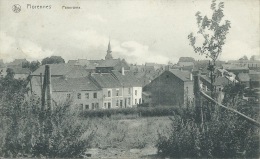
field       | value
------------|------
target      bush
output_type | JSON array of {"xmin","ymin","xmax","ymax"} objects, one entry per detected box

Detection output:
[
  {"xmin": 156, "ymin": 104, "xmax": 260, "ymax": 158},
  {"xmin": 0, "ymin": 96, "xmax": 92, "ymax": 158},
  {"xmin": 80, "ymin": 106, "xmax": 181, "ymax": 118}
]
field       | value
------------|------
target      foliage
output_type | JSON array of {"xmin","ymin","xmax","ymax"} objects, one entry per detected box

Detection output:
[
  {"xmin": 22, "ymin": 61, "xmax": 41, "ymax": 72},
  {"xmin": 239, "ymin": 55, "xmax": 248, "ymax": 61},
  {"xmin": 157, "ymin": 102, "xmax": 260, "ymax": 158},
  {"xmin": 41, "ymin": 56, "xmax": 65, "ymax": 65},
  {"xmin": 188, "ymin": 0, "xmax": 231, "ymax": 63},
  {"xmin": 0, "ymin": 68, "xmax": 28, "ymax": 100},
  {"xmin": 250, "ymin": 55, "xmax": 259, "ymax": 61},
  {"xmin": 222, "ymin": 83, "xmax": 245, "ymax": 105},
  {"xmin": 80, "ymin": 106, "xmax": 181, "ymax": 118},
  {"xmin": 0, "ymin": 72, "xmax": 91, "ymax": 158}
]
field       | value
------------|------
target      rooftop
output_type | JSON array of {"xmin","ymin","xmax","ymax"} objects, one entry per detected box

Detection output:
[
  {"xmin": 169, "ymin": 69, "xmax": 192, "ymax": 82},
  {"xmin": 237, "ymin": 73, "xmax": 250, "ymax": 82},
  {"xmin": 111, "ymin": 70, "xmax": 142, "ymax": 87},
  {"xmin": 90, "ymin": 73, "xmax": 122, "ymax": 88},
  {"xmin": 31, "ymin": 64, "xmax": 89, "ymax": 78}
]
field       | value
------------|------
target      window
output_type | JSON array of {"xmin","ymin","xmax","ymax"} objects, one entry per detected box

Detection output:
[
  {"xmin": 135, "ymin": 90, "xmax": 137, "ymax": 96},
  {"xmin": 128, "ymin": 98, "xmax": 131, "ymax": 105},
  {"xmin": 92, "ymin": 103, "xmax": 95, "ymax": 110},
  {"xmin": 116, "ymin": 90, "xmax": 119, "ymax": 96},
  {"xmin": 128, "ymin": 88, "xmax": 131, "ymax": 94},
  {"xmin": 85, "ymin": 93, "xmax": 89, "ymax": 99},
  {"xmin": 135, "ymin": 99, "xmax": 137, "ymax": 104},
  {"xmin": 108, "ymin": 90, "xmax": 111, "ymax": 97},
  {"xmin": 77, "ymin": 93, "xmax": 81, "ymax": 99},
  {"xmin": 80, "ymin": 104, "xmax": 83, "ymax": 111},
  {"xmin": 219, "ymin": 88, "xmax": 221, "ymax": 91},
  {"xmin": 120, "ymin": 100, "xmax": 123, "ymax": 108},
  {"xmin": 93, "ymin": 92, "xmax": 97, "ymax": 98},
  {"xmin": 67, "ymin": 93, "xmax": 71, "ymax": 99},
  {"xmin": 85, "ymin": 105, "xmax": 89, "ymax": 110},
  {"xmin": 108, "ymin": 102, "xmax": 111, "ymax": 109},
  {"xmin": 104, "ymin": 103, "xmax": 107, "ymax": 108},
  {"xmin": 116, "ymin": 100, "xmax": 119, "ymax": 106},
  {"xmin": 95, "ymin": 103, "xmax": 99, "ymax": 109}
]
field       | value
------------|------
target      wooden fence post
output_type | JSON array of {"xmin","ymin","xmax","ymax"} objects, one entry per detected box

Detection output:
[
  {"xmin": 193, "ymin": 71, "xmax": 203, "ymax": 124},
  {"xmin": 45, "ymin": 65, "xmax": 52, "ymax": 112}
]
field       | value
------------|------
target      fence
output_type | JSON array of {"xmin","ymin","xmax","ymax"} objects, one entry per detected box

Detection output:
[{"xmin": 193, "ymin": 71, "xmax": 260, "ymax": 127}]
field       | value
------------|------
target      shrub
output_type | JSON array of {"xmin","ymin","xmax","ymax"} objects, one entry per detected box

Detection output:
[
  {"xmin": 157, "ymin": 104, "xmax": 260, "ymax": 158},
  {"xmin": 0, "ymin": 96, "xmax": 93, "ymax": 158},
  {"xmin": 80, "ymin": 106, "xmax": 181, "ymax": 118}
]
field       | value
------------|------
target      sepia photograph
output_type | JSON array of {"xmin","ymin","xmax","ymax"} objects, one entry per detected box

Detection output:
[{"xmin": 0, "ymin": 0, "xmax": 259, "ymax": 158}]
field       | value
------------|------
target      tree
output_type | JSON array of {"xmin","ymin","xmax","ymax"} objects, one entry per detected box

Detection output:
[
  {"xmin": 41, "ymin": 56, "xmax": 65, "ymax": 65},
  {"xmin": 22, "ymin": 61, "xmax": 41, "ymax": 72},
  {"xmin": 250, "ymin": 55, "xmax": 255, "ymax": 61},
  {"xmin": 239, "ymin": 55, "xmax": 248, "ymax": 61},
  {"xmin": 188, "ymin": 0, "xmax": 231, "ymax": 97}
]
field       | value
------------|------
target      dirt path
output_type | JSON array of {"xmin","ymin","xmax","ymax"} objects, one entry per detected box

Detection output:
[{"xmin": 84, "ymin": 146, "xmax": 159, "ymax": 158}]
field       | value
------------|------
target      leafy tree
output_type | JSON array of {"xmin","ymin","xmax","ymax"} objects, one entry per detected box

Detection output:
[
  {"xmin": 22, "ymin": 61, "xmax": 41, "ymax": 72},
  {"xmin": 249, "ymin": 55, "xmax": 259, "ymax": 61},
  {"xmin": 239, "ymin": 55, "xmax": 248, "ymax": 61},
  {"xmin": 188, "ymin": 0, "xmax": 231, "ymax": 96},
  {"xmin": 41, "ymin": 56, "xmax": 65, "ymax": 65}
]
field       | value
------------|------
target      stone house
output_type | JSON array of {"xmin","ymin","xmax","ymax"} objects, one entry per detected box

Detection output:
[{"xmin": 143, "ymin": 69, "xmax": 194, "ymax": 107}]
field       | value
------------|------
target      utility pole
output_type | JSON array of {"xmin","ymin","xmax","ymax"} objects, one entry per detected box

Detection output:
[
  {"xmin": 193, "ymin": 71, "xmax": 203, "ymax": 124},
  {"xmin": 45, "ymin": 65, "xmax": 52, "ymax": 112}
]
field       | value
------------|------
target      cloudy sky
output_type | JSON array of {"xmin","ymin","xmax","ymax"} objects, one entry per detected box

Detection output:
[{"xmin": 0, "ymin": 0, "xmax": 259, "ymax": 64}]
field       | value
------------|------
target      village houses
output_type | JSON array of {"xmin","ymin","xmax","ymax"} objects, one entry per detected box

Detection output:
[{"xmin": 29, "ymin": 41, "xmax": 142, "ymax": 110}]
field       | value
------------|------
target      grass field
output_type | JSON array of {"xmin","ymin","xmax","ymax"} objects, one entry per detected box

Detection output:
[{"xmin": 81, "ymin": 116, "xmax": 173, "ymax": 158}]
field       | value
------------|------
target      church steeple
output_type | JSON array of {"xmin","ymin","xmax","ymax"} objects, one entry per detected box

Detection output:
[{"xmin": 105, "ymin": 40, "xmax": 113, "ymax": 60}]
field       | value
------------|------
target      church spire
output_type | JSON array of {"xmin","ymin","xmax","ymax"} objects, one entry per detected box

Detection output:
[{"xmin": 105, "ymin": 40, "xmax": 113, "ymax": 60}]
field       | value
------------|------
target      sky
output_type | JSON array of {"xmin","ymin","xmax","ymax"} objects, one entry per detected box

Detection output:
[{"xmin": 0, "ymin": 0, "xmax": 259, "ymax": 64}]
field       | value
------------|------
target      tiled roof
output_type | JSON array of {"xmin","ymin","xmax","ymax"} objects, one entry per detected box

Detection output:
[
  {"xmin": 214, "ymin": 76, "xmax": 230, "ymax": 86},
  {"xmin": 31, "ymin": 76, "xmax": 100, "ymax": 92},
  {"xmin": 66, "ymin": 68, "xmax": 89, "ymax": 78},
  {"xmin": 52, "ymin": 77, "xmax": 100, "ymax": 92},
  {"xmin": 228, "ymin": 60, "xmax": 260, "ymax": 64},
  {"xmin": 249, "ymin": 73, "xmax": 260, "ymax": 82},
  {"xmin": 90, "ymin": 73, "xmax": 121, "ymax": 88},
  {"xmin": 97, "ymin": 59, "xmax": 121, "ymax": 67},
  {"xmin": 200, "ymin": 75, "xmax": 211, "ymax": 84},
  {"xmin": 31, "ymin": 64, "xmax": 88, "ymax": 77},
  {"xmin": 145, "ymin": 63, "xmax": 156, "ymax": 66},
  {"xmin": 169, "ymin": 69, "xmax": 192, "ymax": 82},
  {"xmin": 237, "ymin": 73, "xmax": 250, "ymax": 82},
  {"xmin": 9, "ymin": 67, "xmax": 31, "ymax": 74},
  {"xmin": 178, "ymin": 62, "xmax": 194, "ymax": 67},
  {"xmin": 67, "ymin": 60, "xmax": 77, "ymax": 65},
  {"xmin": 111, "ymin": 70, "xmax": 142, "ymax": 87},
  {"xmin": 222, "ymin": 64, "xmax": 249, "ymax": 70}
]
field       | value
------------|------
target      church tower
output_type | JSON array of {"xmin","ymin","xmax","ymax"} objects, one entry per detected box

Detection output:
[{"xmin": 105, "ymin": 41, "xmax": 113, "ymax": 60}]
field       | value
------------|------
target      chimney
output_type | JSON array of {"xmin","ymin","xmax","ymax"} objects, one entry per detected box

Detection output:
[
  {"xmin": 190, "ymin": 73, "xmax": 193, "ymax": 81},
  {"xmin": 165, "ymin": 65, "xmax": 170, "ymax": 71},
  {"xmin": 122, "ymin": 67, "xmax": 125, "ymax": 75}
]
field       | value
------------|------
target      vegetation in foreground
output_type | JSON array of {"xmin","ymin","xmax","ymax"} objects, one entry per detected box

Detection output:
[{"xmin": 156, "ymin": 83, "xmax": 260, "ymax": 158}]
